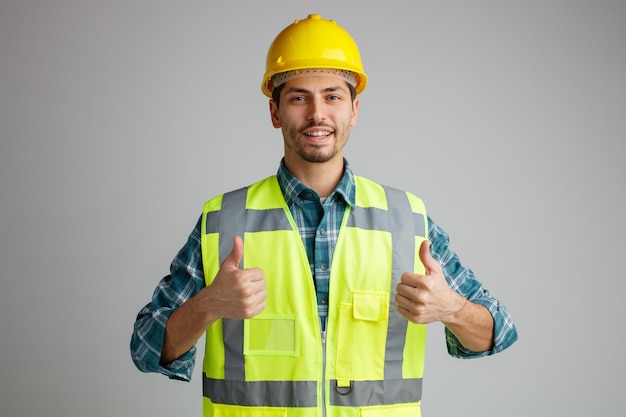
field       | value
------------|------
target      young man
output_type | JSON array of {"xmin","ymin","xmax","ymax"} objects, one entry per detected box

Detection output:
[{"xmin": 131, "ymin": 14, "xmax": 517, "ymax": 417}]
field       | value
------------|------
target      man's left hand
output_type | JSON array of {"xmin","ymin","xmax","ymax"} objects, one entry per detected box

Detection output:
[{"xmin": 395, "ymin": 240, "xmax": 467, "ymax": 324}]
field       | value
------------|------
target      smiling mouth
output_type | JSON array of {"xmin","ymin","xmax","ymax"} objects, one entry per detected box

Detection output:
[{"xmin": 304, "ymin": 130, "xmax": 332, "ymax": 138}]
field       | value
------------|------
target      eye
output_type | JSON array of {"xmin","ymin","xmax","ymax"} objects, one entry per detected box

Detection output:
[{"xmin": 327, "ymin": 94, "xmax": 344, "ymax": 101}]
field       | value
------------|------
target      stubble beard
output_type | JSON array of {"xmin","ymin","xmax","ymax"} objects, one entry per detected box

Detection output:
[
  {"xmin": 284, "ymin": 124, "xmax": 348, "ymax": 163},
  {"xmin": 294, "ymin": 142, "xmax": 338, "ymax": 163}
]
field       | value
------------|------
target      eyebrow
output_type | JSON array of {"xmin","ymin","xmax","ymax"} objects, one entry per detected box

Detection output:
[{"xmin": 284, "ymin": 85, "xmax": 348, "ymax": 95}]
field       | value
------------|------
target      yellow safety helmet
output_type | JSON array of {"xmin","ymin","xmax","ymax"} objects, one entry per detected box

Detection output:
[{"xmin": 262, "ymin": 14, "xmax": 368, "ymax": 97}]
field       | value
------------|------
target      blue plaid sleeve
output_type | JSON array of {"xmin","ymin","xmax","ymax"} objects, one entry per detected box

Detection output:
[
  {"xmin": 428, "ymin": 216, "xmax": 518, "ymax": 358},
  {"xmin": 130, "ymin": 217, "xmax": 205, "ymax": 381}
]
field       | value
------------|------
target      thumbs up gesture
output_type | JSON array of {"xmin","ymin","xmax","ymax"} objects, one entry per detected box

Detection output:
[
  {"xmin": 190, "ymin": 236, "xmax": 267, "ymax": 320},
  {"xmin": 395, "ymin": 240, "xmax": 467, "ymax": 324}
]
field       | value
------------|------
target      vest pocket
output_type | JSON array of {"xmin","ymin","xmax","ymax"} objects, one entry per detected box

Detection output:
[
  {"xmin": 336, "ymin": 291, "xmax": 389, "ymax": 381},
  {"xmin": 352, "ymin": 291, "xmax": 388, "ymax": 321},
  {"xmin": 244, "ymin": 315, "xmax": 300, "ymax": 356}
]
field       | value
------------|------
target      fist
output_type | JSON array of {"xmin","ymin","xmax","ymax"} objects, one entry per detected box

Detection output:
[
  {"xmin": 191, "ymin": 236, "xmax": 267, "ymax": 320},
  {"xmin": 395, "ymin": 240, "xmax": 465, "ymax": 324}
]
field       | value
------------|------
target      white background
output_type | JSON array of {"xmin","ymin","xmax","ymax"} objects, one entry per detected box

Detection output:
[{"xmin": 1, "ymin": 1, "xmax": 624, "ymax": 416}]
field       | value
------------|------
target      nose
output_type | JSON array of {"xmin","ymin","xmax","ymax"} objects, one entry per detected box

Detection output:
[{"xmin": 307, "ymin": 97, "xmax": 326, "ymax": 123}]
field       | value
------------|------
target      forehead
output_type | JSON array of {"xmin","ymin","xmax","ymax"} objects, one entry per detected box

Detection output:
[{"xmin": 282, "ymin": 75, "xmax": 351, "ymax": 94}]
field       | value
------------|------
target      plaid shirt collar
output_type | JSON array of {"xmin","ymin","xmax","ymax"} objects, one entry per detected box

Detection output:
[{"xmin": 276, "ymin": 158, "xmax": 356, "ymax": 208}]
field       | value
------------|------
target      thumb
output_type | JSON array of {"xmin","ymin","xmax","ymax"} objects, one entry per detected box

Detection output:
[
  {"xmin": 221, "ymin": 236, "xmax": 244, "ymax": 270},
  {"xmin": 418, "ymin": 240, "xmax": 440, "ymax": 275}
]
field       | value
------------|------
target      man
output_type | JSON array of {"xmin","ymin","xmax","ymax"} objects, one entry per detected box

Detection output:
[{"xmin": 131, "ymin": 13, "xmax": 517, "ymax": 416}]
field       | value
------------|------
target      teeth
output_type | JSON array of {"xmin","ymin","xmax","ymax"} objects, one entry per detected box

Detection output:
[{"xmin": 306, "ymin": 131, "xmax": 331, "ymax": 137}]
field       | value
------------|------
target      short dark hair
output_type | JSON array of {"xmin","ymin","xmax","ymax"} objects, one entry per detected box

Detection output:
[{"xmin": 271, "ymin": 82, "xmax": 357, "ymax": 108}]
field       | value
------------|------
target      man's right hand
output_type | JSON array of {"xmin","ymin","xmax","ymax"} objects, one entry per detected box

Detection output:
[
  {"xmin": 188, "ymin": 235, "xmax": 267, "ymax": 321},
  {"xmin": 160, "ymin": 236, "xmax": 266, "ymax": 365}
]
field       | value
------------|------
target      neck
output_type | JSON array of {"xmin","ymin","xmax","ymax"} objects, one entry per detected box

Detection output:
[{"xmin": 283, "ymin": 155, "xmax": 344, "ymax": 198}]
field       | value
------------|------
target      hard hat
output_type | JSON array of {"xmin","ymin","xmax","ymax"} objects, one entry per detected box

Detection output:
[{"xmin": 262, "ymin": 14, "xmax": 368, "ymax": 97}]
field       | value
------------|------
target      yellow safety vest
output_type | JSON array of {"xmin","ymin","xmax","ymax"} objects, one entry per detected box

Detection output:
[{"xmin": 200, "ymin": 175, "xmax": 428, "ymax": 417}]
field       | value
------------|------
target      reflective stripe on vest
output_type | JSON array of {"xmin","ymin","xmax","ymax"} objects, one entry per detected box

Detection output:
[
  {"xmin": 347, "ymin": 187, "xmax": 425, "ymax": 384},
  {"xmin": 200, "ymin": 175, "xmax": 428, "ymax": 413},
  {"xmin": 203, "ymin": 187, "xmax": 294, "ymax": 382}
]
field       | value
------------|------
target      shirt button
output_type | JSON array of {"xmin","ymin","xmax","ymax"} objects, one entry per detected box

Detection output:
[
  {"xmin": 319, "ymin": 228, "xmax": 326, "ymax": 235},
  {"xmin": 320, "ymin": 263, "xmax": 328, "ymax": 270},
  {"xmin": 321, "ymin": 297, "xmax": 328, "ymax": 304},
  {"xmin": 306, "ymin": 192, "xmax": 314, "ymax": 199}
]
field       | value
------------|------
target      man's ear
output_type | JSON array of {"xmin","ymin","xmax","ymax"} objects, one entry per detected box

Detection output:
[
  {"xmin": 269, "ymin": 99, "xmax": 281, "ymax": 128},
  {"xmin": 350, "ymin": 97, "xmax": 359, "ymax": 127}
]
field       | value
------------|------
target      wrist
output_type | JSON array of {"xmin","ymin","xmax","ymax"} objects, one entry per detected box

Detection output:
[
  {"xmin": 441, "ymin": 292, "xmax": 469, "ymax": 326},
  {"xmin": 186, "ymin": 294, "xmax": 219, "ymax": 328}
]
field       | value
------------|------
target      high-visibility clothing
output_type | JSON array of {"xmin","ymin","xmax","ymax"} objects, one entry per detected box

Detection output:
[{"xmin": 200, "ymin": 175, "xmax": 428, "ymax": 417}]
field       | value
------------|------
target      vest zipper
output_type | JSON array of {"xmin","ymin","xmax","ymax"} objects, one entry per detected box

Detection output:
[{"xmin": 322, "ymin": 319, "xmax": 327, "ymax": 417}]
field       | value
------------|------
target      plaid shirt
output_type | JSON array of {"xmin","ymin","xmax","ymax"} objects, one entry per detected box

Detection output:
[
  {"xmin": 276, "ymin": 159, "xmax": 354, "ymax": 332},
  {"xmin": 131, "ymin": 159, "xmax": 518, "ymax": 381}
]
